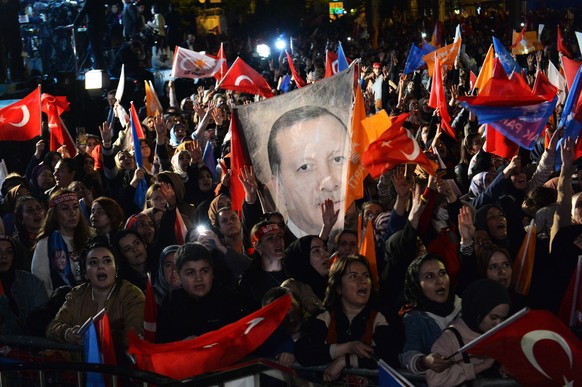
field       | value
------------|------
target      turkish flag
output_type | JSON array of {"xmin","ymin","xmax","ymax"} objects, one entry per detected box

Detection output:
[
  {"xmin": 468, "ymin": 309, "xmax": 582, "ymax": 387},
  {"xmin": 96, "ymin": 312, "xmax": 117, "ymax": 366},
  {"xmin": 143, "ymin": 275, "xmax": 157, "ymax": 342},
  {"xmin": 213, "ymin": 42, "xmax": 229, "ymax": 83},
  {"xmin": 41, "ymin": 93, "xmax": 77, "ymax": 157},
  {"xmin": 285, "ymin": 50, "xmax": 306, "ymax": 88},
  {"xmin": 229, "ymin": 111, "xmax": 252, "ymax": 215},
  {"xmin": 218, "ymin": 57, "xmax": 274, "ymax": 98},
  {"xmin": 361, "ymin": 111, "xmax": 438, "ymax": 178},
  {"xmin": 428, "ymin": 55, "xmax": 456, "ymax": 140},
  {"xmin": 128, "ymin": 294, "xmax": 291, "ymax": 379},
  {"xmin": 484, "ymin": 124, "xmax": 519, "ymax": 159},
  {"xmin": 0, "ymin": 86, "xmax": 41, "ymax": 141},
  {"xmin": 324, "ymin": 50, "xmax": 353, "ymax": 78},
  {"xmin": 171, "ymin": 46, "xmax": 225, "ymax": 79}
]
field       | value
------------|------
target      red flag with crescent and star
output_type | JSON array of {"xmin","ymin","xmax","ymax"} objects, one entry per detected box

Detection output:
[
  {"xmin": 0, "ymin": 86, "xmax": 41, "ymax": 141},
  {"xmin": 468, "ymin": 309, "xmax": 582, "ymax": 386},
  {"xmin": 324, "ymin": 50, "xmax": 353, "ymax": 78},
  {"xmin": 218, "ymin": 57, "xmax": 274, "ymax": 98},
  {"xmin": 361, "ymin": 111, "xmax": 438, "ymax": 178},
  {"xmin": 213, "ymin": 42, "xmax": 228, "ymax": 83},
  {"xmin": 128, "ymin": 294, "xmax": 291, "ymax": 379},
  {"xmin": 41, "ymin": 93, "xmax": 77, "ymax": 157},
  {"xmin": 171, "ymin": 46, "xmax": 225, "ymax": 79}
]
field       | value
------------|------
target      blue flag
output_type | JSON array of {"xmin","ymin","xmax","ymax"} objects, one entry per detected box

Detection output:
[
  {"xmin": 337, "ymin": 42, "xmax": 349, "ymax": 72},
  {"xmin": 378, "ymin": 360, "xmax": 414, "ymax": 387},
  {"xmin": 461, "ymin": 98, "xmax": 558, "ymax": 150},
  {"xmin": 493, "ymin": 37, "xmax": 522, "ymax": 76},
  {"xmin": 202, "ymin": 140, "xmax": 218, "ymax": 183},
  {"xmin": 83, "ymin": 322, "xmax": 105, "ymax": 387},
  {"xmin": 404, "ymin": 44, "xmax": 424, "ymax": 74},
  {"xmin": 555, "ymin": 67, "xmax": 582, "ymax": 170},
  {"xmin": 130, "ymin": 102, "xmax": 147, "ymax": 209}
]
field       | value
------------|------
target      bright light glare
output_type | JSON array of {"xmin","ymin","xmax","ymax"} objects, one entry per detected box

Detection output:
[
  {"xmin": 421, "ymin": 32, "xmax": 427, "ymax": 38},
  {"xmin": 257, "ymin": 44, "xmax": 271, "ymax": 58},
  {"xmin": 520, "ymin": 22, "xmax": 525, "ymax": 27},
  {"xmin": 275, "ymin": 38, "xmax": 286, "ymax": 50}
]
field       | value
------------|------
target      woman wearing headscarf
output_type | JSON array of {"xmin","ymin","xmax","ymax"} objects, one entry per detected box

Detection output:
[
  {"xmin": 282, "ymin": 235, "xmax": 329, "ymax": 317},
  {"xmin": 399, "ymin": 253, "xmax": 461, "ymax": 375},
  {"xmin": 427, "ymin": 279, "xmax": 511, "ymax": 387},
  {"xmin": 154, "ymin": 245, "xmax": 180, "ymax": 304}
]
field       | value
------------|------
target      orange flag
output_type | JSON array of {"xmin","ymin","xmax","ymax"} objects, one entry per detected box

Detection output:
[
  {"xmin": 511, "ymin": 30, "xmax": 542, "ymax": 55},
  {"xmin": 359, "ymin": 217, "xmax": 378, "ymax": 288},
  {"xmin": 429, "ymin": 22, "xmax": 442, "ymax": 47},
  {"xmin": 143, "ymin": 274, "xmax": 157, "ymax": 342},
  {"xmin": 474, "ymin": 45, "xmax": 494, "ymax": 94},
  {"xmin": 344, "ymin": 83, "xmax": 369, "ymax": 214},
  {"xmin": 422, "ymin": 39, "xmax": 462, "ymax": 76},
  {"xmin": 428, "ymin": 56, "xmax": 456, "ymax": 140},
  {"xmin": 144, "ymin": 80, "xmax": 163, "ymax": 117},
  {"xmin": 512, "ymin": 220, "xmax": 536, "ymax": 295}
]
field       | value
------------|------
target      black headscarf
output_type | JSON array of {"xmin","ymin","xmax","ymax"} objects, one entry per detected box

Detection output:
[
  {"xmin": 284, "ymin": 235, "xmax": 328, "ymax": 300},
  {"xmin": 403, "ymin": 253, "xmax": 457, "ymax": 317},
  {"xmin": 462, "ymin": 278, "xmax": 511, "ymax": 333}
]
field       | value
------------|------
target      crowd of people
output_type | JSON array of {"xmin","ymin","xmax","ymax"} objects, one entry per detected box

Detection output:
[{"xmin": 0, "ymin": 1, "xmax": 582, "ymax": 385}]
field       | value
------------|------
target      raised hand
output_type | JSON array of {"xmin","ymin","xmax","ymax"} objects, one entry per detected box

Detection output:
[
  {"xmin": 238, "ymin": 165, "xmax": 258, "ymax": 203},
  {"xmin": 457, "ymin": 206, "xmax": 475, "ymax": 244},
  {"xmin": 321, "ymin": 198, "xmax": 339, "ymax": 230},
  {"xmin": 99, "ymin": 121, "xmax": 113, "ymax": 146},
  {"xmin": 391, "ymin": 164, "xmax": 413, "ymax": 198}
]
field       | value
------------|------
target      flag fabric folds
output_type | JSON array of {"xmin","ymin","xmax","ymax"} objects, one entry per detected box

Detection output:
[
  {"xmin": 144, "ymin": 274, "xmax": 157, "ymax": 342},
  {"xmin": 324, "ymin": 50, "xmax": 353, "ymax": 78},
  {"xmin": 41, "ymin": 93, "xmax": 77, "ymax": 156},
  {"xmin": 532, "ymin": 71, "xmax": 559, "ymax": 101},
  {"xmin": 511, "ymin": 30, "xmax": 542, "ymax": 55},
  {"xmin": 202, "ymin": 140, "xmax": 218, "ymax": 182},
  {"xmin": 84, "ymin": 322, "xmax": 105, "ymax": 387},
  {"xmin": 361, "ymin": 111, "xmax": 438, "ymax": 177},
  {"xmin": 548, "ymin": 60, "xmax": 568, "ymax": 105},
  {"xmin": 0, "ymin": 86, "xmax": 41, "ymax": 141},
  {"xmin": 213, "ymin": 42, "xmax": 228, "ymax": 83},
  {"xmin": 512, "ymin": 220, "xmax": 536, "ymax": 295},
  {"xmin": 171, "ymin": 46, "xmax": 225, "ymax": 79},
  {"xmin": 577, "ymin": 31, "xmax": 582, "ymax": 57},
  {"xmin": 428, "ymin": 56, "xmax": 456, "ymax": 140},
  {"xmin": 229, "ymin": 112, "xmax": 252, "ymax": 215},
  {"xmin": 558, "ymin": 256, "xmax": 582, "ymax": 327},
  {"xmin": 128, "ymin": 294, "xmax": 291, "ymax": 379},
  {"xmin": 558, "ymin": 26, "xmax": 572, "ymax": 58},
  {"xmin": 144, "ymin": 80, "xmax": 163, "ymax": 117},
  {"xmin": 468, "ymin": 309, "xmax": 582, "ymax": 386},
  {"xmin": 344, "ymin": 83, "xmax": 368, "ymax": 214},
  {"xmin": 359, "ymin": 217, "xmax": 378, "ymax": 288},
  {"xmin": 219, "ymin": 57, "xmax": 274, "ymax": 98},
  {"xmin": 129, "ymin": 102, "xmax": 147, "ymax": 208},
  {"xmin": 473, "ymin": 45, "xmax": 494, "ymax": 93},
  {"xmin": 562, "ymin": 56, "xmax": 582, "ymax": 91},
  {"xmin": 285, "ymin": 50, "xmax": 306, "ymax": 88},
  {"xmin": 336, "ymin": 42, "xmax": 349, "ymax": 73},
  {"xmin": 422, "ymin": 39, "xmax": 462, "ymax": 76},
  {"xmin": 97, "ymin": 312, "xmax": 117, "ymax": 366},
  {"xmin": 403, "ymin": 43, "xmax": 436, "ymax": 75},
  {"xmin": 492, "ymin": 37, "xmax": 522, "ymax": 75},
  {"xmin": 484, "ymin": 124, "xmax": 519, "ymax": 159}
]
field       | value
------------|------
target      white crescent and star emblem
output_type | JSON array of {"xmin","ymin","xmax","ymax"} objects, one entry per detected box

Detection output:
[
  {"xmin": 244, "ymin": 317, "xmax": 264, "ymax": 335},
  {"xmin": 521, "ymin": 330, "xmax": 573, "ymax": 379},
  {"xmin": 400, "ymin": 129, "xmax": 420, "ymax": 160},
  {"xmin": 235, "ymin": 75, "xmax": 254, "ymax": 86},
  {"xmin": 332, "ymin": 60, "xmax": 339, "ymax": 74},
  {"xmin": 7, "ymin": 105, "xmax": 30, "ymax": 127}
]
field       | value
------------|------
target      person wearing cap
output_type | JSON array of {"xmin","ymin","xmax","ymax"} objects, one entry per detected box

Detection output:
[
  {"xmin": 31, "ymin": 190, "xmax": 93, "ymax": 296},
  {"xmin": 0, "ymin": 235, "xmax": 48, "ymax": 334},
  {"xmin": 238, "ymin": 221, "xmax": 288, "ymax": 311},
  {"xmin": 426, "ymin": 279, "xmax": 511, "ymax": 386}
]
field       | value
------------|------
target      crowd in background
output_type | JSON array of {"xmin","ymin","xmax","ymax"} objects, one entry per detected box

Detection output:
[{"xmin": 0, "ymin": 1, "xmax": 582, "ymax": 385}]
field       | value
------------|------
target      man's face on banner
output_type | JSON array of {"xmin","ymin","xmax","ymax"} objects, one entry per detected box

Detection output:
[{"xmin": 271, "ymin": 113, "xmax": 348, "ymax": 235}]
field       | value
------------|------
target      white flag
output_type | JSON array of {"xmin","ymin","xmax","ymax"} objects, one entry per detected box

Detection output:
[
  {"xmin": 115, "ymin": 64, "xmax": 125, "ymax": 102},
  {"xmin": 547, "ymin": 61, "xmax": 567, "ymax": 105},
  {"xmin": 170, "ymin": 46, "xmax": 225, "ymax": 79}
]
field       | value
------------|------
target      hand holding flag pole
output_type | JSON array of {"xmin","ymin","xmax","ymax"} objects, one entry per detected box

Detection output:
[{"xmin": 444, "ymin": 307, "xmax": 530, "ymax": 360}]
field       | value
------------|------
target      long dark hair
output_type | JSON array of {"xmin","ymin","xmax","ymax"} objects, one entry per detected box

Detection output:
[{"xmin": 323, "ymin": 255, "xmax": 375, "ymax": 310}]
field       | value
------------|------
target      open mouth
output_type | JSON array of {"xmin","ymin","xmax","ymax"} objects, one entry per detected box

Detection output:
[
  {"xmin": 435, "ymin": 287, "xmax": 447, "ymax": 296},
  {"xmin": 96, "ymin": 273, "xmax": 107, "ymax": 281},
  {"xmin": 357, "ymin": 287, "xmax": 369, "ymax": 296}
]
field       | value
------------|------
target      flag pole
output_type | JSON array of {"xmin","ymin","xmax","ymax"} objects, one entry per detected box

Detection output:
[
  {"xmin": 569, "ymin": 256, "xmax": 582, "ymax": 327},
  {"xmin": 445, "ymin": 307, "xmax": 530, "ymax": 359}
]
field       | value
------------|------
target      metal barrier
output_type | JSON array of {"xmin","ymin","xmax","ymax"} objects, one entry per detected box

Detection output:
[{"xmin": 0, "ymin": 335, "xmax": 522, "ymax": 387}]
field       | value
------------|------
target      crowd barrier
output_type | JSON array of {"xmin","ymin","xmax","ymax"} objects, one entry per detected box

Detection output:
[{"xmin": 0, "ymin": 335, "xmax": 522, "ymax": 386}]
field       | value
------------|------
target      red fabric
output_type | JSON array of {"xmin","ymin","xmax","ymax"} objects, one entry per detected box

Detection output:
[
  {"xmin": 96, "ymin": 312, "xmax": 117, "ymax": 365},
  {"xmin": 469, "ymin": 70, "xmax": 477, "ymax": 90},
  {"xmin": 428, "ymin": 55, "xmax": 456, "ymax": 139},
  {"xmin": 174, "ymin": 208, "xmax": 187, "ymax": 245},
  {"xmin": 129, "ymin": 102, "xmax": 145, "ymax": 139},
  {"xmin": 558, "ymin": 260, "xmax": 582, "ymax": 327},
  {"xmin": 361, "ymin": 112, "xmax": 438, "ymax": 178},
  {"xmin": 143, "ymin": 275, "xmax": 157, "ymax": 342},
  {"xmin": 41, "ymin": 93, "xmax": 77, "ymax": 157},
  {"xmin": 128, "ymin": 294, "xmax": 291, "ymax": 379},
  {"xmin": 558, "ymin": 26, "xmax": 572, "ymax": 59},
  {"xmin": 229, "ymin": 111, "xmax": 251, "ymax": 215},
  {"xmin": 0, "ymin": 87, "xmax": 41, "ymax": 141},
  {"xmin": 324, "ymin": 51, "xmax": 353, "ymax": 78},
  {"xmin": 468, "ymin": 310, "xmax": 582, "ymax": 386},
  {"xmin": 562, "ymin": 56, "xmax": 582, "ymax": 91},
  {"xmin": 532, "ymin": 71, "xmax": 558, "ymax": 101},
  {"xmin": 213, "ymin": 43, "xmax": 228, "ymax": 83},
  {"xmin": 219, "ymin": 57, "xmax": 274, "ymax": 98},
  {"xmin": 285, "ymin": 50, "xmax": 306, "ymax": 88},
  {"xmin": 512, "ymin": 223, "xmax": 537, "ymax": 295},
  {"xmin": 484, "ymin": 124, "xmax": 519, "ymax": 159}
]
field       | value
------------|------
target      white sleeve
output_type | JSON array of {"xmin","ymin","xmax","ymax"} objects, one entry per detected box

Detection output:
[{"xmin": 31, "ymin": 237, "xmax": 53, "ymax": 295}]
